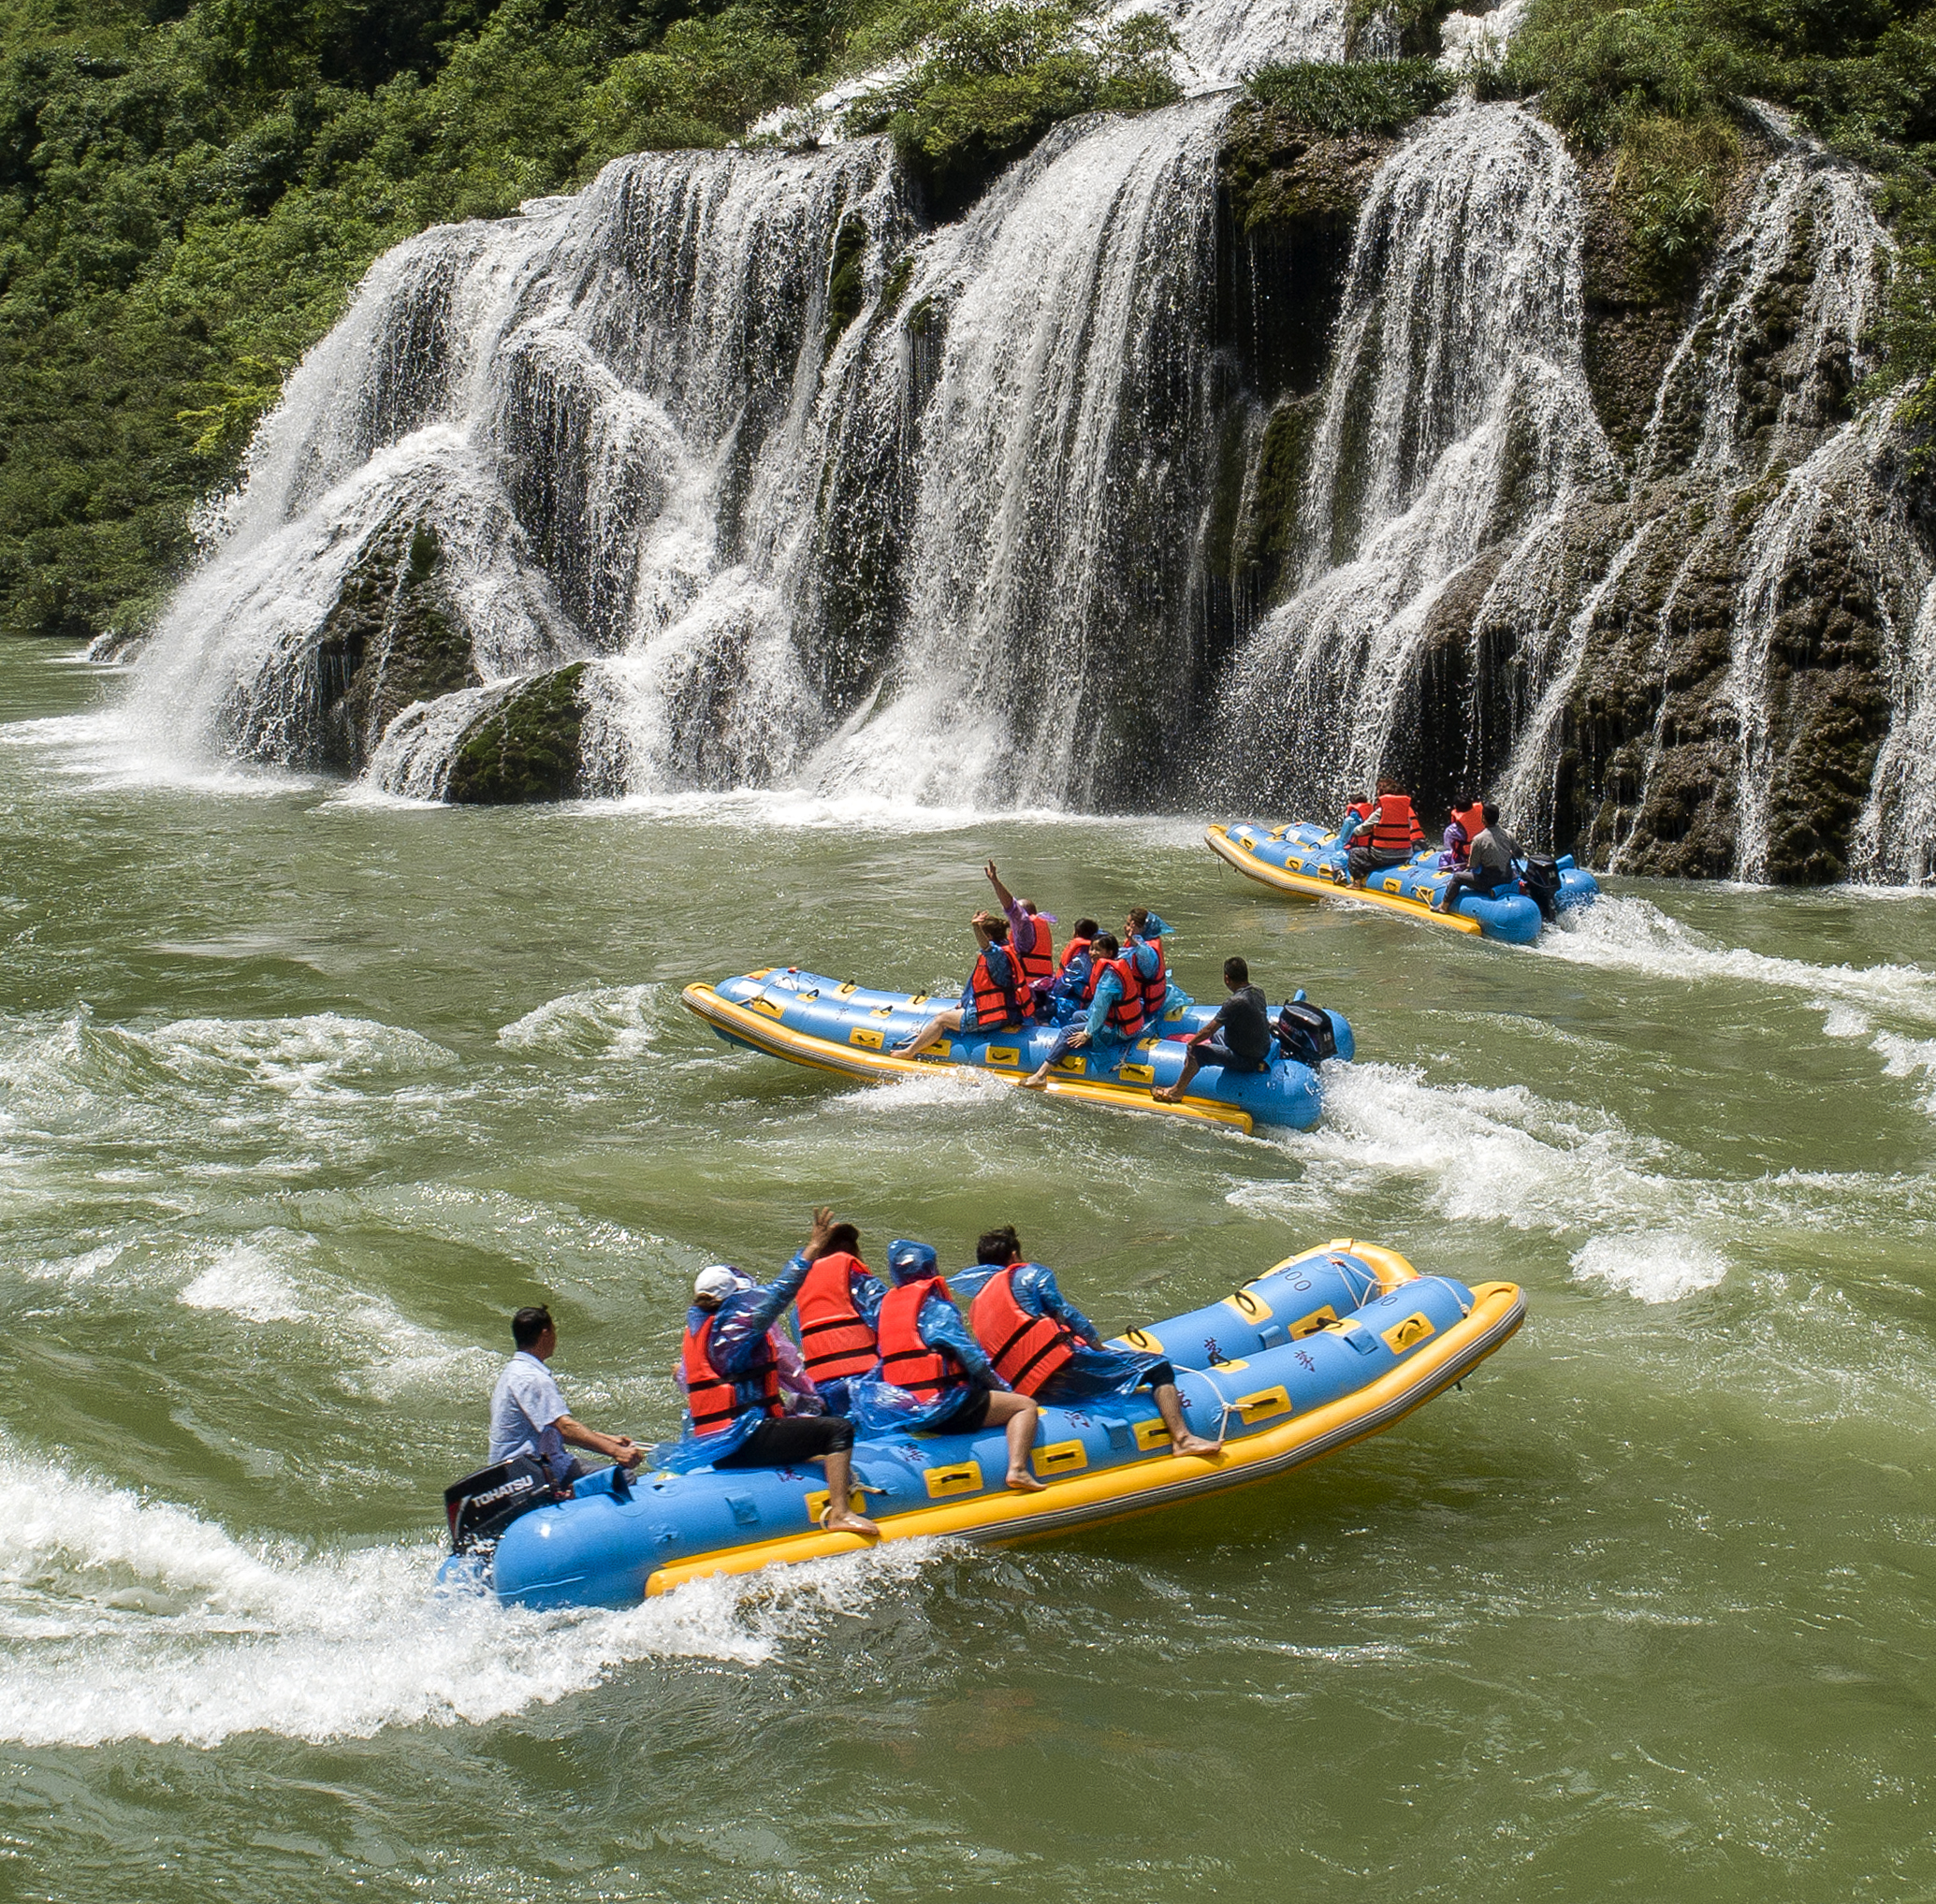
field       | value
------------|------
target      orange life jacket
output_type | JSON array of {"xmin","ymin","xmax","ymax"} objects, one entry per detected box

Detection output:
[
  {"xmin": 1058, "ymin": 935, "xmax": 1094, "ymax": 973},
  {"xmin": 1084, "ymin": 954, "xmax": 1148, "ymax": 1038},
  {"xmin": 1129, "ymin": 934, "xmax": 1167, "ymax": 1023},
  {"xmin": 1013, "ymin": 915, "xmax": 1054, "ymax": 987},
  {"xmin": 1452, "ymin": 802, "xmax": 1486, "ymax": 842},
  {"xmin": 969, "ymin": 942, "xmax": 1028, "ymax": 1028},
  {"xmin": 1371, "ymin": 792, "xmax": 1421, "ymax": 853},
  {"xmin": 875, "ymin": 1278, "xmax": 958, "ymax": 1400},
  {"xmin": 681, "ymin": 1313, "xmax": 783, "ymax": 1436},
  {"xmin": 969, "ymin": 1265, "xmax": 1079, "ymax": 1396},
  {"xmin": 794, "ymin": 1253, "xmax": 880, "ymax": 1383}
]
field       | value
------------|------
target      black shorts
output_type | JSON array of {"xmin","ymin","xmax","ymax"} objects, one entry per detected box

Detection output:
[
  {"xmin": 713, "ymin": 1415, "xmax": 855, "ymax": 1467},
  {"xmin": 1192, "ymin": 1037, "xmax": 1270, "ymax": 1074},
  {"xmin": 929, "ymin": 1387, "xmax": 994, "ymax": 1434}
]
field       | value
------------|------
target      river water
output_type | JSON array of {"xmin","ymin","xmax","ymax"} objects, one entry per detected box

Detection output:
[{"xmin": 3, "ymin": 636, "xmax": 1934, "ymax": 1898}]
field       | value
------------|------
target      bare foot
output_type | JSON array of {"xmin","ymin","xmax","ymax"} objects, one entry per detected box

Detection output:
[
  {"xmin": 1020, "ymin": 1069, "xmax": 1049, "ymax": 1089},
  {"xmin": 1150, "ymin": 1083, "xmax": 1183, "ymax": 1104},
  {"xmin": 822, "ymin": 1506, "xmax": 881, "ymax": 1538},
  {"xmin": 1170, "ymin": 1433, "xmax": 1224, "ymax": 1458},
  {"xmin": 1006, "ymin": 1468, "xmax": 1048, "ymax": 1492}
]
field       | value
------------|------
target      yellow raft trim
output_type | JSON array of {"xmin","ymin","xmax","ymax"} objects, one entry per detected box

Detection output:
[
  {"xmin": 1204, "ymin": 824, "xmax": 1485, "ymax": 936},
  {"xmin": 642, "ymin": 1277, "xmax": 1527, "ymax": 1595},
  {"xmin": 679, "ymin": 983, "xmax": 1255, "ymax": 1133}
]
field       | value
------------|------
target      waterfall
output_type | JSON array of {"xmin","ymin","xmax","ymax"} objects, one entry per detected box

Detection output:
[
  {"xmin": 112, "ymin": 31, "xmax": 1936, "ymax": 882},
  {"xmin": 1208, "ymin": 101, "xmax": 1612, "ymax": 811}
]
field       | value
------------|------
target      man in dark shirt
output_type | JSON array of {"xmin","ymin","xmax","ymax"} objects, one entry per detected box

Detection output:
[
  {"xmin": 1152, "ymin": 956, "xmax": 1274, "ymax": 1103},
  {"xmin": 1434, "ymin": 803, "xmax": 1522, "ymax": 914}
]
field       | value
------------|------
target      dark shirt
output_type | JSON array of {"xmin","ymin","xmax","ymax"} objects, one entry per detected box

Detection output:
[
  {"xmin": 1470, "ymin": 826, "xmax": 1521, "ymax": 884},
  {"xmin": 1209, "ymin": 983, "xmax": 1274, "ymax": 1064}
]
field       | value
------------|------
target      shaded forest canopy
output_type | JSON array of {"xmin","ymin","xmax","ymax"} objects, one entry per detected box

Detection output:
[{"xmin": 3, "ymin": 0, "xmax": 1936, "ymax": 643}]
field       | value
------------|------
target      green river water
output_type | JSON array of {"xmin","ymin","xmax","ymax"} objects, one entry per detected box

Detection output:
[{"xmin": 3, "ymin": 636, "xmax": 1935, "ymax": 1900}]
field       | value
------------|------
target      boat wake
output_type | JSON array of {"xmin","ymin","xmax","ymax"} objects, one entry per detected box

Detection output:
[
  {"xmin": 0, "ymin": 1449, "xmax": 940, "ymax": 1749},
  {"xmin": 1232, "ymin": 1059, "xmax": 1936, "ymax": 1301}
]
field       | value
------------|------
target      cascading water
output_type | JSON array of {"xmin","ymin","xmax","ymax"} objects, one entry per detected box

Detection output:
[
  {"xmin": 113, "ymin": 18, "xmax": 1936, "ymax": 881},
  {"xmin": 1208, "ymin": 101, "xmax": 1612, "ymax": 809}
]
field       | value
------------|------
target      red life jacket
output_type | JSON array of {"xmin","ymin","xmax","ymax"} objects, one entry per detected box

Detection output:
[
  {"xmin": 1452, "ymin": 802, "xmax": 1485, "ymax": 842},
  {"xmin": 1348, "ymin": 801, "xmax": 1373, "ymax": 825},
  {"xmin": 1058, "ymin": 935, "xmax": 1094, "ymax": 973},
  {"xmin": 1013, "ymin": 915, "xmax": 1054, "ymax": 987},
  {"xmin": 1084, "ymin": 954, "xmax": 1148, "ymax": 1037},
  {"xmin": 969, "ymin": 942, "xmax": 1029, "ymax": 1028},
  {"xmin": 1129, "ymin": 934, "xmax": 1167, "ymax": 1023},
  {"xmin": 969, "ymin": 1265, "xmax": 1079, "ymax": 1396},
  {"xmin": 794, "ymin": 1253, "xmax": 880, "ymax": 1383},
  {"xmin": 876, "ymin": 1278, "xmax": 957, "ymax": 1400},
  {"xmin": 1371, "ymin": 792, "xmax": 1421, "ymax": 853},
  {"xmin": 681, "ymin": 1313, "xmax": 783, "ymax": 1436}
]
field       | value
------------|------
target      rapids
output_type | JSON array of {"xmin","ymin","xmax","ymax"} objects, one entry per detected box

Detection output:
[{"xmin": 5, "ymin": 641, "xmax": 1936, "ymax": 1897}]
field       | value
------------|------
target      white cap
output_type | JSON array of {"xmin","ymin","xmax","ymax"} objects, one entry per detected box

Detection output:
[{"xmin": 693, "ymin": 1265, "xmax": 746, "ymax": 1303}]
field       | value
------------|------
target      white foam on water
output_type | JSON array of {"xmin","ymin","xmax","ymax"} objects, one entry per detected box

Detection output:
[
  {"xmin": 1537, "ymin": 895, "xmax": 1936, "ymax": 1025},
  {"xmin": 827, "ymin": 1068, "xmax": 1012, "ymax": 1113},
  {"xmin": 0, "ymin": 1451, "xmax": 945, "ymax": 1749},
  {"xmin": 178, "ymin": 1243, "xmax": 310, "ymax": 1323},
  {"xmin": 1237, "ymin": 1058, "xmax": 1936, "ymax": 1302},
  {"xmin": 498, "ymin": 984, "xmax": 658, "ymax": 1059},
  {"xmin": 1569, "ymin": 1231, "xmax": 1729, "ymax": 1303},
  {"xmin": 1815, "ymin": 1002, "xmax": 1872, "ymax": 1038},
  {"xmin": 166, "ymin": 1228, "xmax": 495, "ymax": 1400},
  {"xmin": 0, "ymin": 709, "xmax": 328, "ymax": 798},
  {"xmin": 1872, "ymin": 1033, "xmax": 1936, "ymax": 1118}
]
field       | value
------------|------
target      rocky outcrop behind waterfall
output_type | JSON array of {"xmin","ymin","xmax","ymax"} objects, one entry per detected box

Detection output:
[{"xmin": 119, "ymin": 34, "xmax": 1936, "ymax": 885}]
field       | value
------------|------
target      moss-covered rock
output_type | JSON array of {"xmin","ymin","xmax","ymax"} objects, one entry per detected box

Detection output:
[
  {"xmin": 1220, "ymin": 104, "xmax": 1394, "ymax": 240},
  {"xmin": 444, "ymin": 662, "xmax": 591, "ymax": 804},
  {"xmin": 824, "ymin": 215, "xmax": 868, "ymax": 356},
  {"xmin": 314, "ymin": 516, "xmax": 481, "ymax": 774}
]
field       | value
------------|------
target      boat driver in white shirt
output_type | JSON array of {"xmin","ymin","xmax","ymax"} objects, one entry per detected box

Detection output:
[{"xmin": 488, "ymin": 1304, "xmax": 643, "ymax": 1483}]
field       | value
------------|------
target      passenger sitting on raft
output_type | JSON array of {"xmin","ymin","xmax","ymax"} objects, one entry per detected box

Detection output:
[
  {"xmin": 1434, "ymin": 803, "xmax": 1523, "ymax": 915},
  {"xmin": 894, "ymin": 908, "xmax": 1030, "ymax": 1058},
  {"xmin": 852, "ymin": 1241, "xmax": 1045, "ymax": 1492},
  {"xmin": 1041, "ymin": 917, "xmax": 1100, "ymax": 1014},
  {"xmin": 489, "ymin": 1304, "xmax": 643, "ymax": 1485},
  {"xmin": 983, "ymin": 861, "xmax": 1055, "ymax": 996},
  {"xmin": 784, "ymin": 1214, "xmax": 885, "ymax": 1418},
  {"xmin": 1153, "ymin": 956, "xmax": 1274, "ymax": 1104},
  {"xmin": 1124, "ymin": 908, "xmax": 1185, "ymax": 1026},
  {"xmin": 662, "ymin": 1214, "xmax": 880, "ymax": 1536},
  {"xmin": 1332, "ymin": 792, "xmax": 1372, "ymax": 844},
  {"xmin": 1020, "ymin": 931, "xmax": 1147, "ymax": 1088},
  {"xmin": 1346, "ymin": 775, "xmax": 1425, "ymax": 885},
  {"xmin": 967, "ymin": 1228, "xmax": 1222, "ymax": 1457},
  {"xmin": 1438, "ymin": 794, "xmax": 1485, "ymax": 871}
]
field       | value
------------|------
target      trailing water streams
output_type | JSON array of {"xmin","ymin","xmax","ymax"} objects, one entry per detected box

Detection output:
[{"xmin": 7, "ymin": 643, "xmax": 1936, "ymax": 1897}]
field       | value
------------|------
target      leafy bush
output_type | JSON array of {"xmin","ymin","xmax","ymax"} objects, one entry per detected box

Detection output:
[
  {"xmin": 845, "ymin": 2, "xmax": 1180, "ymax": 208},
  {"xmin": 1243, "ymin": 57, "xmax": 1455, "ymax": 134},
  {"xmin": 1613, "ymin": 110, "xmax": 1740, "ymax": 285}
]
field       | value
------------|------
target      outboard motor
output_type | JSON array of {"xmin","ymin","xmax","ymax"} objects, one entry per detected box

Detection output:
[
  {"xmin": 444, "ymin": 1453, "xmax": 570, "ymax": 1556},
  {"xmin": 1275, "ymin": 998, "xmax": 1338, "ymax": 1068},
  {"xmin": 1521, "ymin": 855, "xmax": 1562, "ymax": 923}
]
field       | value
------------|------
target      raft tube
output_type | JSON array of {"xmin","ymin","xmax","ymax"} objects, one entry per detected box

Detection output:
[
  {"xmin": 1206, "ymin": 821, "xmax": 1599, "ymax": 945},
  {"xmin": 679, "ymin": 968, "xmax": 1353, "ymax": 1135},
  {"xmin": 437, "ymin": 1241, "xmax": 1525, "ymax": 1609}
]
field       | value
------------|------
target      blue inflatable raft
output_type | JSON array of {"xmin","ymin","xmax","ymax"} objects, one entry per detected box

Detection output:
[
  {"xmin": 1206, "ymin": 821, "xmax": 1600, "ymax": 945},
  {"xmin": 437, "ymin": 1241, "xmax": 1525, "ymax": 1607},
  {"xmin": 680, "ymin": 968, "xmax": 1354, "ymax": 1134}
]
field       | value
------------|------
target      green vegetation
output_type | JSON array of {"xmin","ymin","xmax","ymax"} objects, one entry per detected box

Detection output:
[
  {"xmin": 1243, "ymin": 56, "xmax": 1454, "ymax": 133},
  {"xmin": 1503, "ymin": 0, "xmax": 1936, "ymax": 393},
  {"xmin": 0, "ymin": 0, "xmax": 1182, "ymax": 644},
  {"xmin": 843, "ymin": 0, "xmax": 1178, "ymax": 208}
]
